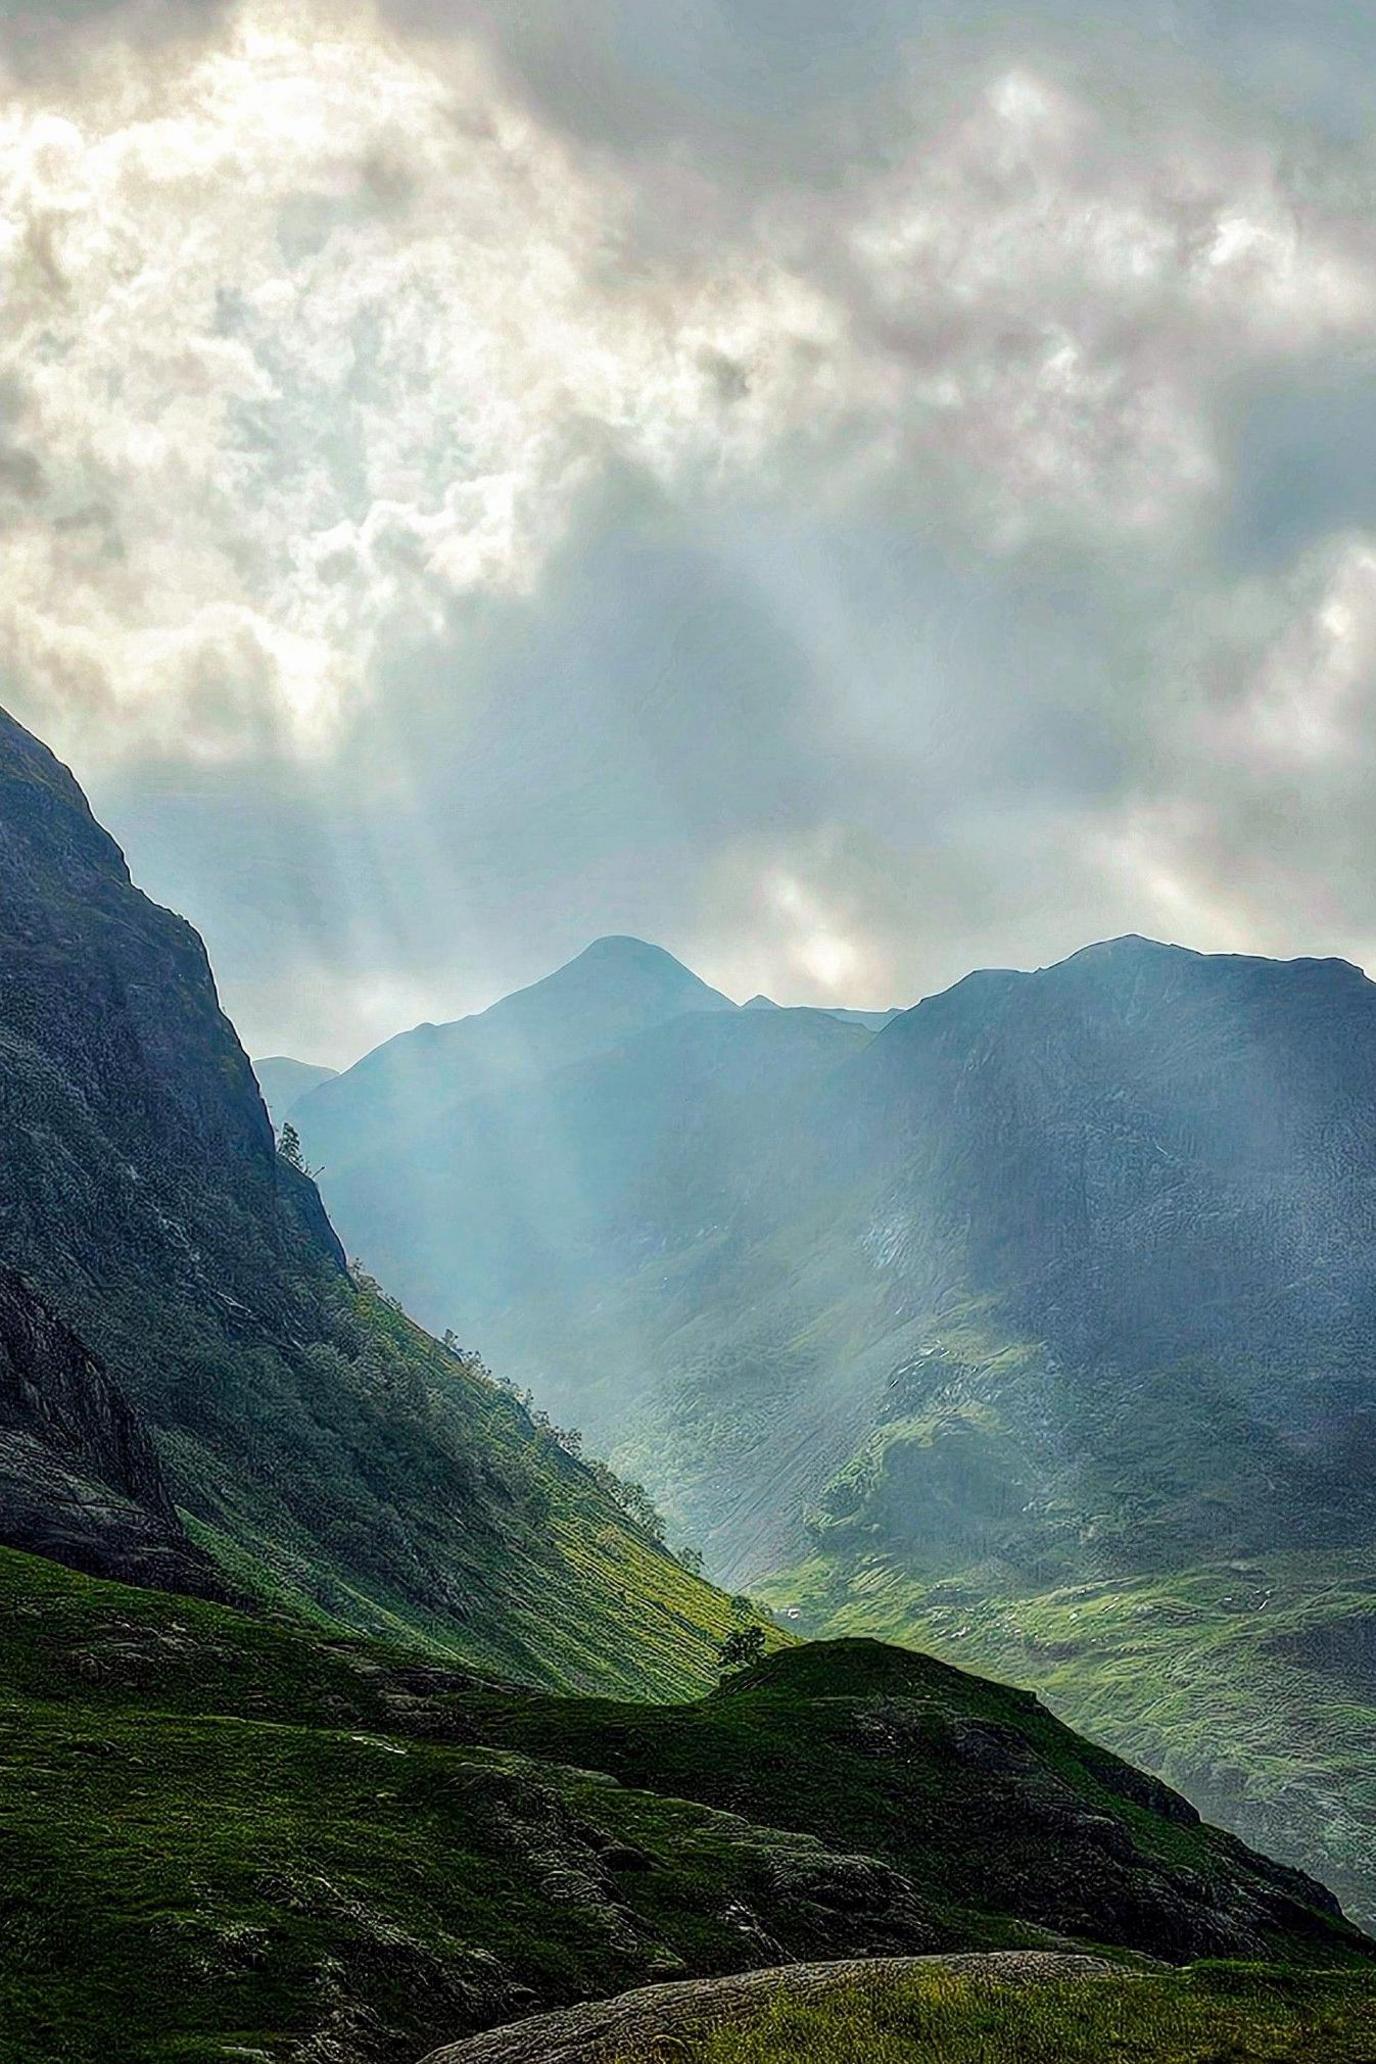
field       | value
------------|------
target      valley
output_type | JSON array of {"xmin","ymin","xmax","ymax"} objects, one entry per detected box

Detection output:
[
  {"xmin": 0, "ymin": 700, "xmax": 1372, "ymax": 2062},
  {"xmin": 281, "ymin": 930, "xmax": 1376, "ymax": 1929}
]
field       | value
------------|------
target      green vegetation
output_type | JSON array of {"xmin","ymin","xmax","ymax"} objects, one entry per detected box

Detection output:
[
  {"xmin": 183, "ymin": 1275, "xmax": 765, "ymax": 1698},
  {"xmin": 718, "ymin": 1625, "xmax": 767, "ymax": 1673},
  {"xmin": 3, "ymin": 1552, "xmax": 1365, "ymax": 2064},
  {"xmin": 765, "ymin": 1549, "xmax": 1376, "ymax": 1933},
  {"xmin": 614, "ymin": 1963, "xmax": 1376, "ymax": 2064},
  {"xmin": 279, "ymin": 922, "xmax": 1376, "ymax": 1929}
]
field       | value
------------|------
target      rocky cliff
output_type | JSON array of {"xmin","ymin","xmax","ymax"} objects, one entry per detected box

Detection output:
[{"xmin": 0, "ymin": 1265, "xmax": 219, "ymax": 1594}]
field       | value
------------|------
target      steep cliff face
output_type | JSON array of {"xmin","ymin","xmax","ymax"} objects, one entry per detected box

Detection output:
[
  {"xmin": 0, "ymin": 704, "xmax": 346, "ymax": 1361},
  {"xmin": 0, "ymin": 1266, "xmax": 219, "ymax": 1594},
  {"xmin": 0, "ymin": 708, "xmax": 735, "ymax": 1691}
]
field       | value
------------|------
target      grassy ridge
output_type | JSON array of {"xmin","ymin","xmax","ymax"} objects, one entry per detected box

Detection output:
[{"xmin": 766, "ymin": 1551, "xmax": 1376, "ymax": 1931}]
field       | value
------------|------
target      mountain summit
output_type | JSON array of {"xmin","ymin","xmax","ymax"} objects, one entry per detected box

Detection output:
[{"xmin": 293, "ymin": 934, "xmax": 736, "ymax": 1180}]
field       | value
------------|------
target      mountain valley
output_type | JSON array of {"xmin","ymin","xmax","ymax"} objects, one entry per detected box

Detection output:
[
  {"xmin": 0, "ymin": 703, "xmax": 1373, "ymax": 2062},
  {"xmin": 283, "ymin": 929, "xmax": 1376, "ymax": 1926}
]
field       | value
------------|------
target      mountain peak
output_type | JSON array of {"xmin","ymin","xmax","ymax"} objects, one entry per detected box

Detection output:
[
  {"xmin": 508, "ymin": 935, "xmax": 735, "ymax": 1016},
  {"xmin": 577, "ymin": 933, "xmax": 680, "ymax": 961},
  {"xmin": 562, "ymin": 934, "xmax": 718, "ymax": 983}
]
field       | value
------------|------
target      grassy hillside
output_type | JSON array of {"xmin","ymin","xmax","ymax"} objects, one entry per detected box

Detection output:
[
  {"xmin": 0, "ymin": 705, "xmax": 746, "ymax": 1695},
  {"xmin": 3, "ymin": 1550, "xmax": 1364, "ymax": 2064},
  {"xmin": 179, "ymin": 1278, "xmax": 758, "ymax": 1698},
  {"xmin": 766, "ymin": 1553, "xmax": 1376, "ymax": 1934}
]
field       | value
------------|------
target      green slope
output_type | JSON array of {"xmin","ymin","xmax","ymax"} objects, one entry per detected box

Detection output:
[
  {"xmin": 0, "ymin": 704, "xmax": 744, "ymax": 1695},
  {"xmin": 2, "ymin": 1551, "xmax": 1365, "ymax": 2064}
]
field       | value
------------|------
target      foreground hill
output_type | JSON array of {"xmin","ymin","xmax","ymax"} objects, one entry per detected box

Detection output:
[
  {"xmin": 1, "ymin": 1548, "xmax": 1364, "ymax": 2064},
  {"xmin": 0, "ymin": 706, "xmax": 736, "ymax": 1693},
  {"xmin": 290, "ymin": 929, "xmax": 1376, "ymax": 1919}
]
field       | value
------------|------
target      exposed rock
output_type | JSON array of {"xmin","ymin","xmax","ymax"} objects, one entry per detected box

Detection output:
[{"xmin": 0, "ymin": 1264, "xmax": 223, "ymax": 1596}]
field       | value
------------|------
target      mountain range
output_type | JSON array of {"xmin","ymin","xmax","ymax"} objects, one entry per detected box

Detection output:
[
  {"xmin": 281, "ymin": 928, "xmax": 1376, "ymax": 1926},
  {"xmin": 1, "ymin": 700, "xmax": 1372, "ymax": 2060}
]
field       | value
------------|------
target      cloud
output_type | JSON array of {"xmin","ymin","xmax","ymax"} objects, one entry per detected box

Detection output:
[
  {"xmin": 1082, "ymin": 533, "xmax": 1376, "ymax": 969},
  {"xmin": 9, "ymin": 0, "xmax": 1376, "ymax": 1059},
  {"xmin": 4, "ymin": 0, "xmax": 1375, "ymax": 771},
  {"xmin": 0, "ymin": 1, "xmax": 840, "ymax": 759}
]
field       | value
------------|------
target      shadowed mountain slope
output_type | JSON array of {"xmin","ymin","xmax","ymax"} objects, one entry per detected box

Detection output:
[
  {"xmin": 0, "ymin": 706, "xmax": 738, "ymax": 1694},
  {"xmin": 0, "ymin": 1265, "xmax": 222, "ymax": 1598}
]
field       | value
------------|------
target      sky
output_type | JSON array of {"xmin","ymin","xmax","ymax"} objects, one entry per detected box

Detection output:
[{"xmin": 4, "ymin": 2, "xmax": 1376, "ymax": 1065}]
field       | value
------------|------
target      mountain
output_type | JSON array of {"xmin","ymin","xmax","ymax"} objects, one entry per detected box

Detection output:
[
  {"xmin": 5, "ymin": 1547, "xmax": 1365, "ymax": 2063},
  {"xmin": 253, "ymin": 1054, "xmax": 338, "ymax": 1128},
  {"xmin": 745, "ymin": 992, "xmax": 901, "ymax": 1031},
  {"xmin": 3, "ymin": 725, "xmax": 1372, "ymax": 2056},
  {"xmin": 0, "ymin": 705, "xmax": 738, "ymax": 1694},
  {"xmin": 293, "ymin": 934, "xmax": 737, "ymax": 1188},
  {"xmin": 294, "ymin": 928, "xmax": 1376, "ymax": 1922},
  {"xmin": 0, "ymin": 1265, "xmax": 221, "ymax": 1598},
  {"xmin": 315, "ymin": 1002, "xmax": 869, "ymax": 1347}
]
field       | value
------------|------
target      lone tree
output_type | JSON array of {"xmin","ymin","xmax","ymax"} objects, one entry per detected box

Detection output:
[
  {"xmin": 717, "ymin": 1624, "xmax": 766, "ymax": 1675},
  {"xmin": 278, "ymin": 1121, "xmax": 305, "ymax": 1170}
]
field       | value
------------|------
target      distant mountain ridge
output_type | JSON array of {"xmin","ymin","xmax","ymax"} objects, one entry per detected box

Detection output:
[
  {"xmin": 253, "ymin": 1055, "xmax": 338, "ymax": 1128},
  {"xmin": 292, "ymin": 936, "xmax": 905, "ymax": 1190},
  {"xmin": 294, "ymin": 935, "xmax": 737, "ymax": 1182},
  {"xmin": 288, "ymin": 923, "xmax": 1376, "ymax": 1922}
]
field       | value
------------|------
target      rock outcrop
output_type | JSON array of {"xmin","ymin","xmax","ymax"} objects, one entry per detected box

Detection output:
[{"xmin": 0, "ymin": 1265, "xmax": 221, "ymax": 1594}]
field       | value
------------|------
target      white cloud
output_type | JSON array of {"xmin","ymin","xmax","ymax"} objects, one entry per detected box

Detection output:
[
  {"xmin": 1202, "ymin": 536, "xmax": 1376, "ymax": 768},
  {"xmin": 0, "ymin": 1, "xmax": 841, "ymax": 759},
  {"xmin": 3, "ymin": 0, "xmax": 1376, "ymax": 777}
]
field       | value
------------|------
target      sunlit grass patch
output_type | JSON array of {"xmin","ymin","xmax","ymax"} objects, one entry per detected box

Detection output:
[{"xmin": 618, "ymin": 1964, "xmax": 1376, "ymax": 2063}]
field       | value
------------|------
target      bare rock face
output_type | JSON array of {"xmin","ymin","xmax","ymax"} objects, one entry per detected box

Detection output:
[
  {"xmin": 0, "ymin": 1265, "xmax": 223, "ymax": 1596},
  {"xmin": 0, "ymin": 704, "xmax": 345, "ymax": 1361}
]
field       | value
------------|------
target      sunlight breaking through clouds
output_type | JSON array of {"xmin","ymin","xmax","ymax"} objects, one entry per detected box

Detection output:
[
  {"xmin": 8, "ymin": 0, "xmax": 1376, "ymax": 1055},
  {"xmin": 4, "ymin": 0, "xmax": 1376, "ymax": 770},
  {"xmin": 0, "ymin": 1, "xmax": 841, "ymax": 758}
]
